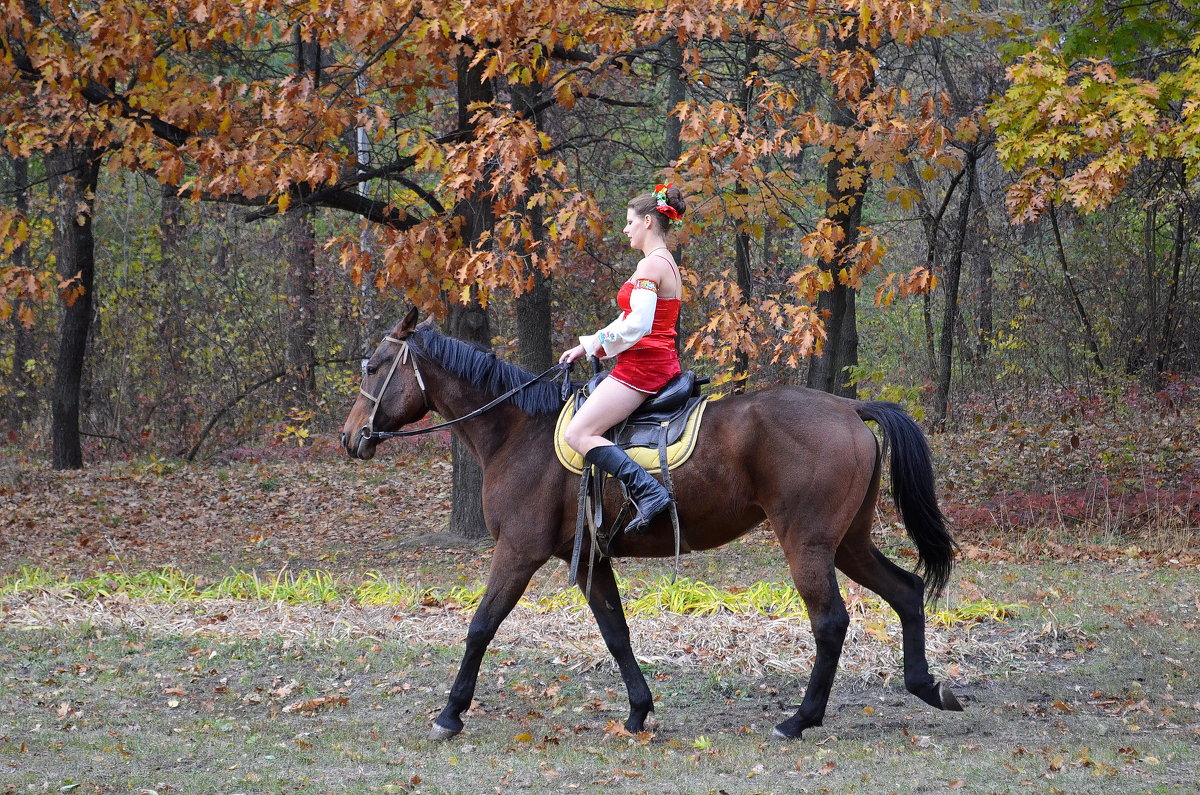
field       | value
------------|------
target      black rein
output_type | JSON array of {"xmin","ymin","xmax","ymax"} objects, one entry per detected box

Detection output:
[{"xmin": 361, "ymin": 361, "xmax": 572, "ymax": 441}]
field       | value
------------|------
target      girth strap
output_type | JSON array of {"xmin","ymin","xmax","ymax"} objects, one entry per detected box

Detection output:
[
  {"xmin": 658, "ymin": 421, "xmax": 688, "ymax": 580},
  {"xmin": 569, "ymin": 465, "xmax": 589, "ymax": 588}
]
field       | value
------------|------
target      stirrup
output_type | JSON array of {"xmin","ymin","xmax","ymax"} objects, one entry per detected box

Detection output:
[{"xmin": 622, "ymin": 496, "xmax": 673, "ymax": 536}]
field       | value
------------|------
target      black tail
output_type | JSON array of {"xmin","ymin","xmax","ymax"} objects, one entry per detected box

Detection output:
[{"xmin": 856, "ymin": 401, "xmax": 956, "ymax": 601}]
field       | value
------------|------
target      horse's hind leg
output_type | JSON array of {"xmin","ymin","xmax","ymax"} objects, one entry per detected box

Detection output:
[
  {"xmin": 773, "ymin": 541, "xmax": 850, "ymax": 739},
  {"xmin": 430, "ymin": 540, "xmax": 547, "ymax": 741},
  {"xmin": 577, "ymin": 557, "xmax": 654, "ymax": 732},
  {"xmin": 835, "ymin": 535, "xmax": 963, "ymax": 712}
]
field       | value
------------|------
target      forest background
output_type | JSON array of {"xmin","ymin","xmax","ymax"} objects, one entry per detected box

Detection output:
[{"xmin": 1, "ymin": 0, "xmax": 1198, "ymax": 544}]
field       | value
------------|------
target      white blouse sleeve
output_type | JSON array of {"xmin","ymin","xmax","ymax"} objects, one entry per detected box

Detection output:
[{"xmin": 579, "ymin": 281, "xmax": 659, "ymax": 360}]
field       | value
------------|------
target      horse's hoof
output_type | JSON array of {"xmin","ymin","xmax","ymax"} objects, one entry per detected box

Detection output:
[
  {"xmin": 771, "ymin": 727, "xmax": 795, "ymax": 740},
  {"xmin": 625, "ymin": 711, "xmax": 657, "ymax": 734},
  {"xmin": 428, "ymin": 722, "xmax": 461, "ymax": 741},
  {"xmin": 938, "ymin": 682, "xmax": 964, "ymax": 712}
]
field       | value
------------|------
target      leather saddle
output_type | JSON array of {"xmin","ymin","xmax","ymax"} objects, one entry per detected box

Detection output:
[
  {"xmin": 567, "ymin": 370, "xmax": 709, "ymax": 580},
  {"xmin": 578, "ymin": 370, "xmax": 709, "ymax": 448}
]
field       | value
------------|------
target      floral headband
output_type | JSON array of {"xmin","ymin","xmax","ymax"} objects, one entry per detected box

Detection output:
[{"xmin": 654, "ymin": 182, "xmax": 683, "ymax": 221}]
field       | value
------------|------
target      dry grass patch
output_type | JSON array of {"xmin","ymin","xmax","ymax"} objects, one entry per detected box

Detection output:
[{"xmin": 1, "ymin": 566, "xmax": 1041, "ymax": 685}]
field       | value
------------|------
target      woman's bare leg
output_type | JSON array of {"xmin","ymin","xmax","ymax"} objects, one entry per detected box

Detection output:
[{"xmin": 563, "ymin": 376, "xmax": 647, "ymax": 455}]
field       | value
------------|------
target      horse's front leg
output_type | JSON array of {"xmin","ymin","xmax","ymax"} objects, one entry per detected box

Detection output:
[
  {"xmin": 578, "ymin": 556, "xmax": 654, "ymax": 732},
  {"xmin": 430, "ymin": 540, "xmax": 546, "ymax": 741}
]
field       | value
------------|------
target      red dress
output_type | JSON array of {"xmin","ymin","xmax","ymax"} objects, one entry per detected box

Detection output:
[{"xmin": 606, "ymin": 281, "xmax": 682, "ymax": 394}]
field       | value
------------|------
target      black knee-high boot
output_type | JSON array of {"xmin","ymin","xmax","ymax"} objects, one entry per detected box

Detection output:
[{"xmin": 584, "ymin": 444, "xmax": 672, "ymax": 536}]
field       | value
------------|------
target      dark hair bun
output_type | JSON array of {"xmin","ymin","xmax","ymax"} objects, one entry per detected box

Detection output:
[
  {"xmin": 664, "ymin": 186, "xmax": 686, "ymax": 217},
  {"xmin": 629, "ymin": 186, "xmax": 687, "ymax": 229}
]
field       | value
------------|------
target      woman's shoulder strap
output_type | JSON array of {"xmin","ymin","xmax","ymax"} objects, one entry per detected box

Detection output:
[{"xmin": 648, "ymin": 251, "xmax": 681, "ymax": 298}]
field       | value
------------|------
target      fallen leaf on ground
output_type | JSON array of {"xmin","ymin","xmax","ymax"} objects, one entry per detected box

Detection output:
[{"xmin": 282, "ymin": 695, "xmax": 348, "ymax": 714}]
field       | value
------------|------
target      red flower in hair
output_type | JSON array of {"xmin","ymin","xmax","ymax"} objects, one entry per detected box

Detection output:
[{"xmin": 654, "ymin": 182, "xmax": 683, "ymax": 220}]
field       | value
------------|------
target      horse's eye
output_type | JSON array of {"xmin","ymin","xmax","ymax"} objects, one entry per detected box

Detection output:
[{"xmin": 361, "ymin": 359, "xmax": 375, "ymax": 377}]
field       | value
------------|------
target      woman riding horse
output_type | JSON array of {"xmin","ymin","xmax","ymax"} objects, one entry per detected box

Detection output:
[
  {"xmin": 559, "ymin": 183, "xmax": 687, "ymax": 536},
  {"xmin": 342, "ymin": 300, "xmax": 963, "ymax": 741}
]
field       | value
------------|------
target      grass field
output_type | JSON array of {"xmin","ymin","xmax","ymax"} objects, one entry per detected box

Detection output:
[
  {"xmin": 2, "ymin": 427, "xmax": 1198, "ymax": 794},
  {"xmin": 2, "ymin": 554, "xmax": 1197, "ymax": 794}
]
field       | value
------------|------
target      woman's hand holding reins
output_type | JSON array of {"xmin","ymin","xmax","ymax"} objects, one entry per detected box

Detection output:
[{"xmin": 559, "ymin": 344, "xmax": 586, "ymax": 364}]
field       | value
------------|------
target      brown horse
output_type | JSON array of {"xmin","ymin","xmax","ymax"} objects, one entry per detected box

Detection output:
[{"xmin": 341, "ymin": 308, "xmax": 963, "ymax": 740}]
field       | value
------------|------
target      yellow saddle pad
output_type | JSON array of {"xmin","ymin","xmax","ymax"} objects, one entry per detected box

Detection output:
[{"xmin": 553, "ymin": 398, "xmax": 708, "ymax": 475}]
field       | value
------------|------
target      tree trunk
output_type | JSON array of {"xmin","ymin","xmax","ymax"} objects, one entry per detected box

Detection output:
[
  {"xmin": 663, "ymin": 36, "xmax": 685, "ymax": 165},
  {"xmin": 47, "ymin": 144, "xmax": 102, "ymax": 469},
  {"xmin": 446, "ymin": 300, "xmax": 491, "ymax": 541},
  {"xmin": 732, "ymin": 222, "xmax": 753, "ymax": 393},
  {"xmin": 1153, "ymin": 199, "xmax": 1187, "ymax": 387},
  {"xmin": 920, "ymin": 290, "xmax": 937, "ymax": 382},
  {"xmin": 283, "ymin": 206, "xmax": 318, "ymax": 403},
  {"xmin": 443, "ymin": 48, "xmax": 496, "ymax": 542},
  {"xmin": 158, "ymin": 185, "xmax": 190, "ymax": 447},
  {"xmin": 807, "ymin": 282, "xmax": 859, "ymax": 397},
  {"xmin": 932, "ymin": 157, "xmax": 976, "ymax": 427},
  {"xmin": 806, "ymin": 34, "xmax": 870, "ymax": 398},
  {"xmin": 4, "ymin": 155, "xmax": 34, "ymax": 431},
  {"xmin": 663, "ymin": 34, "xmax": 689, "ymax": 339},
  {"xmin": 1136, "ymin": 201, "xmax": 1159, "ymax": 378},
  {"xmin": 731, "ymin": 33, "xmax": 760, "ymax": 394},
  {"xmin": 1047, "ymin": 202, "xmax": 1105, "ymax": 373},
  {"xmin": 510, "ymin": 80, "xmax": 554, "ymax": 374},
  {"xmin": 903, "ymin": 158, "xmax": 967, "ymax": 384},
  {"xmin": 282, "ymin": 29, "xmax": 321, "ymax": 406},
  {"xmin": 971, "ymin": 166, "xmax": 993, "ymax": 360},
  {"xmin": 516, "ymin": 271, "xmax": 553, "ymax": 373}
]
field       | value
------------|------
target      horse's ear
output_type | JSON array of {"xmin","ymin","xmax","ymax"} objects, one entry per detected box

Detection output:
[{"xmin": 391, "ymin": 307, "xmax": 420, "ymax": 339}]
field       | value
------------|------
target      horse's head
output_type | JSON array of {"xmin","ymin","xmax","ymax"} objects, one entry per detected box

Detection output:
[{"xmin": 341, "ymin": 307, "xmax": 430, "ymax": 460}]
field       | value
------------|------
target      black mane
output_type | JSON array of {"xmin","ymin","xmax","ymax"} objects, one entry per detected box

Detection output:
[{"xmin": 408, "ymin": 326, "xmax": 564, "ymax": 417}]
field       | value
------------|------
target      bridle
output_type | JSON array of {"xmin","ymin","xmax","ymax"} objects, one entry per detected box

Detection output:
[
  {"xmin": 357, "ymin": 334, "xmax": 571, "ymax": 442},
  {"xmin": 358, "ymin": 335, "xmax": 427, "ymax": 441}
]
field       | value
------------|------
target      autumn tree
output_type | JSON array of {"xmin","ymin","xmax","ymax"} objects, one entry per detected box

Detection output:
[
  {"xmin": 988, "ymin": 1, "xmax": 1200, "ymax": 384},
  {"xmin": 0, "ymin": 1, "xmax": 646, "ymax": 536},
  {"xmin": 0, "ymin": 154, "xmax": 37, "ymax": 430},
  {"xmin": 891, "ymin": 23, "xmax": 1003, "ymax": 424},
  {"xmin": 666, "ymin": 1, "xmax": 956, "ymax": 397},
  {"xmin": 1, "ymin": 0, "xmax": 122, "ymax": 467},
  {"xmin": 2, "ymin": 0, "xmax": 1020, "ymax": 484}
]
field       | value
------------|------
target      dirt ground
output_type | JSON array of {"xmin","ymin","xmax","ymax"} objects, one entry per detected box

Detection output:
[
  {"xmin": 0, "ymin": 439, "xmax": 461, "ymax": 581},
  {"xmin": 2, "ymin": 448, "xmax": 1199, "ymax": 793},
  {"xmin": 2, "ymin": 558, "xmax": 1198, "ymax": 794}
]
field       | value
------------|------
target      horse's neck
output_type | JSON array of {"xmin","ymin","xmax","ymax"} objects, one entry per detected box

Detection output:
[{"xmin": 426, "ymin": 371, "xmax": 547, "ymax": 467}]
